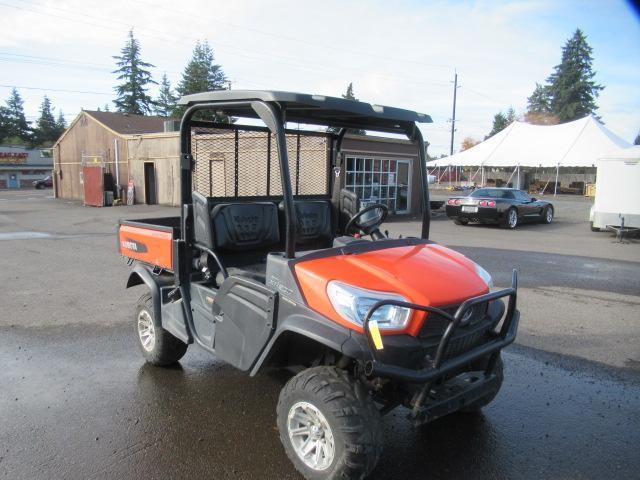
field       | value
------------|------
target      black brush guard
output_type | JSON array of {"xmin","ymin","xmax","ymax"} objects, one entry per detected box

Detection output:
[{"xmin": 362, "ymin": 270, "xmax": 519, "ymax": 419}]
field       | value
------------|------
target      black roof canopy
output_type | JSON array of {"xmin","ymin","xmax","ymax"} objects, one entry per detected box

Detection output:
[{"xmin": 178, "ymin": 90, "xmax": 432, "ymax": 134}]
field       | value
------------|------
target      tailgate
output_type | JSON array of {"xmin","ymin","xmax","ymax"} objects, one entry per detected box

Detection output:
[{"xmin": 118, "ymin": 220, "xmax": 176, "ymax": 271}]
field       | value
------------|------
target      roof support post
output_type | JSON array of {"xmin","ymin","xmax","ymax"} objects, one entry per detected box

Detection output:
[
  {"xmin": 554, "ymin": 163, "xmax": 559, "ymax": 197},
  {"xmin": 407, "ymin": 125, "xmax": 430, "ymax": 239}
]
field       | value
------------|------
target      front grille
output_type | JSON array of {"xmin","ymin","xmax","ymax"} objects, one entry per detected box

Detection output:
[{"xmin": 419, "ymin": 302, "xmax": 494, "ymax": 360}]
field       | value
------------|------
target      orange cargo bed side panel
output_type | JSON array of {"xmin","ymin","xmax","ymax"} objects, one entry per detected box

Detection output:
[{"xmin": 118, "ymin": 225, "xmax": 173, "ymax": 270}]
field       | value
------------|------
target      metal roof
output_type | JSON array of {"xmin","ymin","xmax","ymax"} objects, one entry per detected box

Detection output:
[{"xmin": 178, "ymin": 90, "xmax": 432, "ymax": 133}]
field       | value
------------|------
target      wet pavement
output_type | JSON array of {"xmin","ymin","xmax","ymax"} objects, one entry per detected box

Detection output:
[{"xmin": 2, "ymin": 323, "xmax": 639, "ymax": 480}]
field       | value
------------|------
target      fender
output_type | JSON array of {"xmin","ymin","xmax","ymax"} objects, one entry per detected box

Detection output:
[
  {"xmin": 126, "ymin": 263, "xmax": 171, "ymax": 328},
  {"xmin": 249, "ymin": 306, "xmax": 361, "ymax": 376}
]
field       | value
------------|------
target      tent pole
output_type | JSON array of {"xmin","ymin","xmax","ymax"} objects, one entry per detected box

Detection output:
[
  {"xmin": 516, "ymin": 164, "xmax": 520, "ymax": 189},
  {"xmin": 554, "ymin": 164, "xmax": 559, "ymax": 197}
]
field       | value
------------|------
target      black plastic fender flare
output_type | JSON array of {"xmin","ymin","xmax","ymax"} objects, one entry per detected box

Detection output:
[{"xmin": 126, "ymin": 263, "xmax": 165, "ymax": 327}]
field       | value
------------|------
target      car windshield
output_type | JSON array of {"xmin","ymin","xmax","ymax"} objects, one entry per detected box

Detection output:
[{"xmin": 470, "ymin": 188, "xmax": 513, "ymax": 199}]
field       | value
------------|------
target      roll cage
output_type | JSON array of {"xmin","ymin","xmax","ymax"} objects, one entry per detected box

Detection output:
[{"xmin": 177, "ymin": 90, "xmax": 433, "ymax": 262}]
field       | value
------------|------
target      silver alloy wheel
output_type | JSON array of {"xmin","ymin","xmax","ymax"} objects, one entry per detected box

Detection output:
[
  {"xmin": 546, "ymin": 208, "xmax": 553, "ymax": 223},
  {"xmin": 288, "ymin": 401, "xmax": 335, "ymax": 471},
  {"xmin": 137, "ymin": 310, "xmax": 156, "ymax": 352},
  {"xmin": 508, "ymin": 209, "xmax": 518, "ymax": 228}
]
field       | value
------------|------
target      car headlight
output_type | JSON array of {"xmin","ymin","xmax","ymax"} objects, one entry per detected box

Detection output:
[
  {"xmin": 474, "ymin": 263, "xmax": 493, "ymax": 288},
  {"xmin": 326, "ymin": 281, "xmax": 411, "ymax": 330}
]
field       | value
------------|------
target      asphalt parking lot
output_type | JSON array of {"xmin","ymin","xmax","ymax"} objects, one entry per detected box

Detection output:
[{"xmin": 1, "ymin": 189, "xmax": 639, "ymax": 479}]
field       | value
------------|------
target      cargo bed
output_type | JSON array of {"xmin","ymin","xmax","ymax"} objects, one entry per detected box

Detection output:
[{"xmin": 118, "ymin": 217, "xmax": 180, "ymax": 271}]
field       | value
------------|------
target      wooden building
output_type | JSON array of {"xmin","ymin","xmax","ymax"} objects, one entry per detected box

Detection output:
[{"xmin": 53, "ymin": 110, "xmax": 167, "ymax": 201}]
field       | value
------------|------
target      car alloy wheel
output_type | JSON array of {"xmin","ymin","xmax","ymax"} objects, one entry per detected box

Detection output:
[
  {"xmin": 287, "ymin": 401, "xmax": 335, "ymax": 471},
  {"xmin": 546, "ymin": 208, "xmax": 553, "ymax": 223},
  {"xmin": 508, "ymin": 209, "xmax": 518, "ymax": 228},
  {"xmin": 137, "ymin": 309, "xmax": 156, "ymax": 352}
]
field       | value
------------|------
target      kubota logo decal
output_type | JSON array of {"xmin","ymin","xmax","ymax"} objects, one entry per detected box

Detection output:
[{"xmin": 121, "ymin": 238, "xmax": 148, "ymax": 253}]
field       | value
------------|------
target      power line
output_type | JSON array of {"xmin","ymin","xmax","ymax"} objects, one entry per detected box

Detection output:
[{"xmin": 0, "ymin": 84, "xmax": 112, "ymax": 95}]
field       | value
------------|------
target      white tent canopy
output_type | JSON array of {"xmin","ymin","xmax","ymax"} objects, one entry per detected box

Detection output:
[{"xmin": 429, "ymin": 116, "xmax": 631, "ymax": 168}]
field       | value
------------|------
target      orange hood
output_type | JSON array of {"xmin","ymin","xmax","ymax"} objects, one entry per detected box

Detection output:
[{"xmin": 294, "ymin": 243, "xmax": 489, "ymax": 336}]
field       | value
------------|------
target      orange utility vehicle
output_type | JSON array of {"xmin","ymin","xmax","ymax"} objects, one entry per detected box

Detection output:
[{"xmin": 118, "ymin": 91, "xmax": 519, "ymax": 480}]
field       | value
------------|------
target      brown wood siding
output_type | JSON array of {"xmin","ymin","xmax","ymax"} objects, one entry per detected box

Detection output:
[{"xmin": 54, "ymin": 112, "xmax": 129, "ymax": 200}]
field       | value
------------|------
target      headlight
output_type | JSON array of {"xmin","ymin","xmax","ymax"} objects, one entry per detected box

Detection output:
[
  {"xmin": 474, "ymin": 263, "xmax": 493, "ymax": 288},
  {"xmin": 326, "ymin": 281, "xmax": 411, "ymax": 330}
]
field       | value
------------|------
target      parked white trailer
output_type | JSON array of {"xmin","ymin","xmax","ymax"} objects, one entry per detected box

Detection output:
[{"xmin": 590, "ymin": 146, "xmax": 640, "ymax": 231}]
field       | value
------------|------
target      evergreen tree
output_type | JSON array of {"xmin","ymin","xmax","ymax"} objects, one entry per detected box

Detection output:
[
  {"xmin": 0, "ymin": 106, "xmax": 9, "ymax": 142},
  {"xmin": 327, "ymin": 82, "xmax": 365, "ymax": 135},
  {"xmin": 634, "ymin": 132, "xmax": 640, "ymax": 146},
  {"xmin": 174, "ymin": 40, "xmax": 228, "ymax": 120},
  {"xmin": 32, "ymin": 96, "xmax": 59, "ymax": 146},
  {"xmin": 112, "ymin": 30, "xmax": 156, "ymax": 115},
  {"xmin": 104, "ymin": 103, "xmax": 110, "ymax": 112},
  {"xmin": 2, "ymin": 88, "xmax": 31, "ymax": 143},
  {"xmin": 486, "ymin": 108, "xmax": 516, "ymax": 139},
  {"xmin": 154, "ymin": 73, "xmax": 178, "ymax": 117},
  {"xmin": 55, "ymin": 111, "xmax": 67, "ymax": 138},
  {"xmin": 527, "ymin": 83, "xmax": 551, "ymax": 114},
  {"xmin": 546, "ymin": 29, "xmax": 604, "ymax": 122}
]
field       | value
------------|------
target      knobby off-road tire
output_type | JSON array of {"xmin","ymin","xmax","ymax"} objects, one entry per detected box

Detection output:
[
  {"xmin": 277, "ymin": 366, "xmax": 383, "ymax": 480},
  {"xmin": 135, "ymin": 293, "xmax": 187, "ymax": 366},
  {"xmin": 459, "ymin": 355, "xmax": 504, "ymax": 412}
]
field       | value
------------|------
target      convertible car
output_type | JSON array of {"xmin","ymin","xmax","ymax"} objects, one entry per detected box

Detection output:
[{"xmin": 446, "ymin": 187, "xmax": 554, "ymax": 229}]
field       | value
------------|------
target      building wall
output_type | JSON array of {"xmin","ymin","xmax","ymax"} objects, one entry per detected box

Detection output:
[
  {"xmin": 340, "ymin": 135, "xmax": 421, "ymax": 215},
  {"xmin": 126, "ymin": 133, "xmax": 181, "ymax": 205},
  {"xmin": 0, "ymin": 145, "xmax": 53, "ymax": 189},
  {"xmin": 54, "ymin": 112, "xmax": 129, "ymax": 200}
]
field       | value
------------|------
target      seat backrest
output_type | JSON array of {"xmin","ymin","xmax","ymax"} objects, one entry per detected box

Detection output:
[
  {"xmin": 193, "ymin": 191, "xmax": 215, "ymax": 249},
  {"xmin": 338, "ymin": 188, "xmax": 360, "ymax": 233},
  {"xmin": 211, "ymin": 202, "xmax": 280, "ymax": 251},
  {"xmin": 279, "ymin": 199, "xmax": 334, "ymax": 247}
]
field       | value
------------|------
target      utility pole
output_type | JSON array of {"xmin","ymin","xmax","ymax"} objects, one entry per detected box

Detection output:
[{"xmin": 449, "ymin": 71, "xmax": 458, "ymax": 156}]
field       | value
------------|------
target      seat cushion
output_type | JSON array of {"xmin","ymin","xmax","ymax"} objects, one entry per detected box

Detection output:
[{"xmin": 211, "ymin": 202, "xmax": 280, "ymax": 251}]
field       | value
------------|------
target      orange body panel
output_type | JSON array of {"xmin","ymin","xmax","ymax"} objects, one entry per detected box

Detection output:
[
  {"xmin": 118, "ymin": 225, "xmax": 173, "ymax": 270},
  {"xmin": 294, "ymin": 244, "xmax": 489, "ymax": 336}
]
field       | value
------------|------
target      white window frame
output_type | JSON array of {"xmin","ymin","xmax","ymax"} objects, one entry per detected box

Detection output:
[{"xmin": 344, "ymin": 156, "xmax": 411, "ymax": 214}]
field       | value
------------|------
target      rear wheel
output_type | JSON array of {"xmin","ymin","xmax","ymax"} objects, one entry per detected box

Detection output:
[
  {"xmin": 542, "ymin": 206, "xmax": 554, "ymax": 224},
  {"xmin": 459, "ymin": 355, "xmax": 504, "ymax": 412},
  {"xmin": 277, "ymin": 366, "xmax": 383, "ymax": 480},
  {"xmin": 135, "ymin": 293, "xmax": 187, "ymax": 366},
  {"xmin": 503, "ymin": 208, "xmax": 518, "ymax": 229},
  {"xmin": 454, "ymin": 218, "xmax": 469, "ymax": 226}
]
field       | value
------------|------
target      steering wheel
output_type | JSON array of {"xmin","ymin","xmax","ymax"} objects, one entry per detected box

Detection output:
[{"xmin": 345, "ymin": 203, "xmax": 388, "ymax": 237}]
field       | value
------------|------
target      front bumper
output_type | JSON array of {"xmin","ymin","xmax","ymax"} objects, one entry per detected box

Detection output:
[{"xmin": 362, "ymin": 270, "xmax": 519, "ymax": 384}]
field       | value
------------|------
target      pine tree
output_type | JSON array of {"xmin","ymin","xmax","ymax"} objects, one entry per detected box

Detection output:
[
  {"xmin": 154, "ymin": 73, "xmax": 177, "ymax": 117},
  {"xmin": 328, "ymin": 82, "xmax": 365, "ymax": 135},
  {"xmin": 2, "ymin": 88, "xmax": 31, "ymax": 143},
  {"xmin": 104, "ymin": 103, "xmax": 110, "ymax": 112},
  {"xmin": 527, "ymin": 83, "xmax": 551, "ymax": 114},
  {"xmin": 0, "ymin": 106, "xmax": 9, "ymax": 142},
  {"xmin": 546, "ymin": 29, "xmax": 604, "ymax": 122},
  {"xmin": 112, "ymin": 30, "xmax": 157, "ymax": 115},
  {"xmin": 32, "ymin": 96, "xmax": 59, "ymax": 146},
  {"xmin": 634, "ymin": 132, "xmax": 640, "ymax": 146},
  {"xmin": 55, "ymin": 111, "xmax": 67, "ymax": 138},
  {"xmin": 486, "ymin": 108, "xmax": 516, "ymax": 139},
  {"xmin": 174, "ymin": 40, "xmax": 228, "ymax": 120}
]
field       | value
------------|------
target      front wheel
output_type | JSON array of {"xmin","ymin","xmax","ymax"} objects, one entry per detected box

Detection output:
[
  {"xmin": 277, "ymin": 367, "xmax": 383, "ymax": 480},
  {"xmin": 135, "ymin": 293, "xmax": 187, "ymax": 366},
  {"xmin": 542, "ymin": 206, "xmax": 554, "ymax": 224}
]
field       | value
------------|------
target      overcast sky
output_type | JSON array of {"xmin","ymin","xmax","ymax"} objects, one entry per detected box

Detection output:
[{"xmin": 1, "ymin": 0, "xmax": 638, "ymax": 155}]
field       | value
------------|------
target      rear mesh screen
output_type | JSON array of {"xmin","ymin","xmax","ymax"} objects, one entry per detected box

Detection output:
[{"xmin": 191, "ymin": 127, "xmax": 330, "ymax": 198}]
